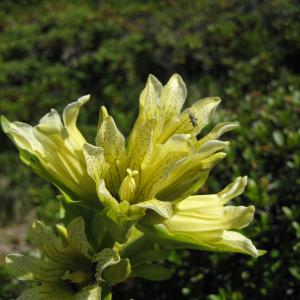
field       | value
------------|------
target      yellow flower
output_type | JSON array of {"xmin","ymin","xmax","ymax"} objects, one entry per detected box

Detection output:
[
  {"xmin": 140, "ymin": 176, "xmax": 264, "ymax": 257},
  {"xmin": 82, "ymin": 74, "xmax": 262, "ymax": 255},
  {"xmin": 2, "ymin": 74, "xmax": 263, "ymax": 256},
  {"xmin": 1, "ymin": 95, "xmax": 96, "ymax": 204},
  {"xmin": 84, "ymin": 74, "xmax": 233, "ymax": 207}
]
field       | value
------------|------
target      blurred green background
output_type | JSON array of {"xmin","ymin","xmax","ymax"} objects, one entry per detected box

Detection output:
[{"xmin": 0, "ymin": 0, "xmax": 299, "ymax": 299}]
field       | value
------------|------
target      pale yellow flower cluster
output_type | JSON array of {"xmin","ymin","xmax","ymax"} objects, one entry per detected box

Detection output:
[{"xmin": 2, "ymin": 74, "xmax": 263, "ymax": 256}]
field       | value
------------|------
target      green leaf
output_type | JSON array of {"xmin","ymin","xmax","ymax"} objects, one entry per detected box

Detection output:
[
  {"xmin": 93, "ymin": 248, "xmax": 120, "ymax": 281},
  {"xmin": 103, "ymin": 258, "xmax": 131, "ymax": 286},
  {"xmin": 101, "ymin": 286, "xmax": 112, "ymax": 300},
  {"xmin": 17, "ymin": 283, "xmax": 74, "ymax": 300},
  {"xmin": 131, "ymin": 263, "xmax": 172, "ymax": 281},
  {"xmin": 117, "ymin": 228, "xmax": 155, "ymax": 258},
  {"xmin": 6, "ymin": 254, "xmax": 64, "ymax": 282},
  {"xmin": 61, "ymin": 270, "xmax": 91, "ymax": 284},
  {"xmin": 131, "ymin": 249, "xmax": 171, "ymax": 265},
  {"xmin": 76, "ymin": 285, "xmax": 102, "ymax": 300},
  {"xmin": 102, "ymin": 293, "xmax": 112, "ymax": 300},
  {"xmin": 30, "ymin": 221, "xmax": 78, "ymax": 269},
  {"xmin": 101, "ymin": 208, "xmax": 134, "ymax": 243},
  {"xmin": 60, "ymin": 201, "xmax": 106, "ymax": 250},
  {"xmin": 30, "ymin": 220, "xmax": 90, "ymax": 270},
  {"xmin": 66, "ymin": 217, "xmax": 91, "ymax": 258}
]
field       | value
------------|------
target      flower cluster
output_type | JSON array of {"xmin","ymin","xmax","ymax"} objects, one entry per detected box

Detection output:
[{"xmin": 2, "ymin": 74, "xmax": 264, "ymax": 299}]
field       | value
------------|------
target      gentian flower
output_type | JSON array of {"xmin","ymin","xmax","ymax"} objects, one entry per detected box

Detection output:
[
  {"xmin": 1, "ymin": 96, "xmax": 96, "ymax": 205},
  {"xmin": 2, "ymin": 74, "xmax": 263, "ymax": 256}
]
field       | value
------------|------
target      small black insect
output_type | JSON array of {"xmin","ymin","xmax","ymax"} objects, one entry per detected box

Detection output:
[{"xmin": 188, "ymin": 111, "xmax": 198, "ymax": 127}]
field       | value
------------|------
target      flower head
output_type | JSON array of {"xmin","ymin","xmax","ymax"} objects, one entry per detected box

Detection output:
[
  {"xmin": 83, "ymin": 75, "xmax": 232, "ymax": 208},
  {"xmin": 1, "ymin": 95, "xmax": 96, "ymax": 204},
  {"xmin": 2, "ymin": 74, "xmax": 263, "ymax": 256},
  {"xmin": 140, "ymin": 176, "xmax": 264, "ymax": 256}
]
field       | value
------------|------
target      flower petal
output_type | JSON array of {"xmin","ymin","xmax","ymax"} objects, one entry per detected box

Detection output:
[
  {"xmin": 213, "ymin": 230, "xmax": 260, "ymax": 256},
  {"xmin": 2, "ymin": 105, "xmax": 96, "ymax": 202},
  {"xmin": 180, "ymin": 97, "xmax": 221, "ymax": 133},
  {"xmin": 126, "ymin": 118, "xmax": 157, "ymax": 177},
  {"xmin": 63, "ymin": 95, "xmax": 90, "ymax": 145},
  {"xmin": 139, "ymin": 223, "xmax": 218, "ymax": 252},
  {"xmin": 96, "ymin": 107, "xmax": 126, "ymax": 162},
  {"xmin": 96, "ymin": 107, "xmax": 126, "ymax": 194},
  {"xmin": 197, "ymin": 121, "xmax": 239, "ymax": 146},
  {"xmin": 161, "ymin": 73, "xmax": 187, "ymax": 122},
  {"xmin": 83, "ymin": 143, "xmax": 109, "ymax": 183},
  {"xmin": 197, "ymin": 140, "xmax": 229, "ymax": 159},
  {"xmin": 156, "ymin": 152, "xmax": 226, "ymax": 201},
  {"xmin": 137, "ymin": 134, "xmax": 193, "ymax": 201},
  {"xmin": 159, "ymin": 97, "xmax": 221, "ymax": 142},
  {"xmin": 97, "ymin": 179, "xmax": 119, "ymax": 208},
  {"xmin": 136, "ymin": 199, "xmax": 173, "ymax": 219},
  {"xmin": 218, "ymin": 176, "xmax": 247, "ymax": 204},
  {"xmin": 1, "ymin": 116, "xmax": 42, "ymax": 154},
  {"xmin": 163, "ymin": 205, "xmax": 254, "ymax": 232},
  {"xmin": 171, "ymin": 176, "xmax": 248, "ymax": 211},
  {"xmin": 139, "ymin": 74, "xmax": 163, "ymax": 121},
  {"xmin": 33, "ymin": 126, "xmax": 90, "ymax": 196}
]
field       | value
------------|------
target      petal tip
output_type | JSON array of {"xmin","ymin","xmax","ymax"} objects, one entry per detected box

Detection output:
[
  {"xmin": 242, "ymin": 176, "xmax": 248, "ymax": 184},
  {"xmin": 148, "ymin": 74, "xmax": 161, "ymax": 85},
  {"xmin": 257, "ymin": 249, "xmax": 267, "ymax": 256},
  {"xmin": 170, "ymin": 73, "xmax": 184, "ymax": 82},
  {"xmin": 1, "ymin": 115, "xmax": 10, "ymax": 132},
  {"xmin": 248, "ymin": 205, "xmax": 255, "ymax": 213},
  {"xmin": 213, "ymin": 97, "xmax": 222, "ymax": 104},
  {"xmin": 78, "ymin": 94, "xmax": 91, "ymax": 103}
]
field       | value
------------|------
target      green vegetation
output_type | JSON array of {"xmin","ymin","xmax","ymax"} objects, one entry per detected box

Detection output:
[{"xmin": 0, "ymin": 1, "xmax": 299, "ymax": 299}]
